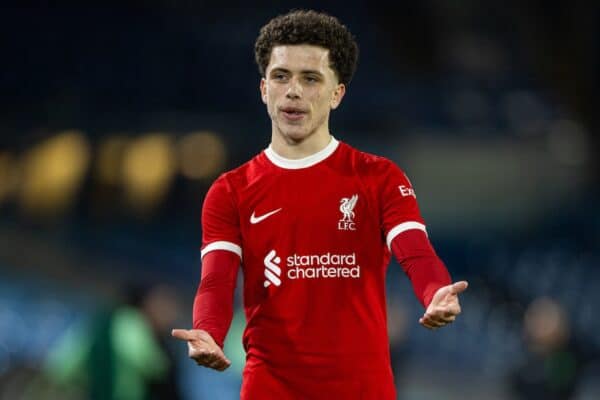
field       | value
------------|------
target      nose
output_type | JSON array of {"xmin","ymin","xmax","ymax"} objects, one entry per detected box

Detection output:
[{"xmin": 285, "ymin": 77, "xmax": 302, "ymax": 99}]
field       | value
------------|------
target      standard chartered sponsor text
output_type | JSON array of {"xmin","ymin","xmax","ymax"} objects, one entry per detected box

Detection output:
[{"xmin": 286, "ymin": 252, "xmax": 360, "ymax": 280}]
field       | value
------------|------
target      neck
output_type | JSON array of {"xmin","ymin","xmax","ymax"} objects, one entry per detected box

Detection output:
[{"xmin": 270, "ymin": 128, "xmax": 332, "ymax": 159}]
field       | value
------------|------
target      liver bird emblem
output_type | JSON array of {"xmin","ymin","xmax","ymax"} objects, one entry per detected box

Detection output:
[{"xmin": 339, "ymin": 194, "xmax": 358, "ymax": 222}]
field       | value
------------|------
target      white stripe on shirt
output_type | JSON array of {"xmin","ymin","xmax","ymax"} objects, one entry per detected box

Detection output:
[
  {"xmin": 201, "ymin": 241, "xmax": 242, "ymax": 260},
  {"xmin": 386, "ymin": 221, "xmax": 428, "ymax": 250}
]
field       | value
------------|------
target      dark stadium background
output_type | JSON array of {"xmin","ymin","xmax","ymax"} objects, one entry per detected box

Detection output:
[{"xmin": 1, "ymin": 2, "xmax": 598, "ymax": 399}]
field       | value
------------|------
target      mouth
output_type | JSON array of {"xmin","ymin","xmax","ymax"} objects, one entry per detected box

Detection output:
[{"xmin": 280, "ymin": 107, "xmax": 307, "ymax": 121}]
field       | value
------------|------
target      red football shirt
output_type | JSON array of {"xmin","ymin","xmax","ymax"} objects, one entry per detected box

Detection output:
[{"xmin": 200, "ymin": 138, "xmax": 428, "ymax": 398}]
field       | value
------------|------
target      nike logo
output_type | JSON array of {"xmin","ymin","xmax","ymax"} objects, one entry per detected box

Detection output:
[{"xmin": 250, "ymin": 208, "xmax": 282, "ymax": 224}]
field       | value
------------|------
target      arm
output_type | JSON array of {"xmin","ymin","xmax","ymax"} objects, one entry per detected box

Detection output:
[
  {"xmin": 172, "ymin": 250, "xmax": 239, "ymax": 371},
  {"xmin": 391, "ymin": 229, "xmax": 468, "ymax": 329},
  {"xmin": 378, "ymin": 160, "xmax": 467, "ymax": 329},
  {"xmin": 172, "ymin": 175, "xmax": 242, "ymax": 371},
  {"xmin": 193, "ymin": 250, "xmax": 239, "ymax": 346}
]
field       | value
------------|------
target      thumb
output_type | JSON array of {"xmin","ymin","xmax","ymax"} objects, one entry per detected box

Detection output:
[
  {"xmin": 171, "ymin": 329, "xmax": 193, "ymax": 341},
  {"xmin": 450, "ymin": 281, "xmax": 468, "ymax": 295}
]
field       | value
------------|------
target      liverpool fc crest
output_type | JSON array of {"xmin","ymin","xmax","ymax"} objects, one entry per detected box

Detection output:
[{"xmin": 338, "ymin": 194, "xmax": 358, "ymax": 231}]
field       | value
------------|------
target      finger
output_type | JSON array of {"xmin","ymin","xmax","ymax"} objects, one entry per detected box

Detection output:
[
  {"xmin": 210, "ymin": 349, "xmax": 230, "ymax": 365},
  {"xmin": 450, "ymin": 281, "xmax": 468, "ymax": 295},
  {"xmin": 419, "ymin": 316, "xmax": 440, "ymax": 329},
  {"xmin": 429, "ymin": 306, "xmax": 460, "ymax": 320},
  {"xmin": 172, "ymin": 329, "xmax": 193, "ymax": 341},
  {"xmin": 420, "ymin": 320, "xmax": 438, "ymax": 330},
  {"xmin": 430, "ymin": 311, "xmax": 458, "ymax": 324},
  {"xmin": 196, "ymin": 330, "xmax": 222, "ymax": 348},
  {"xmin": 441, "ymin": 315, "xmax": 456, "ymax": 323},
  {"xmin": 215, "ymin": 361, "xmax": 231, "ymax": 371},
  {"xmin": 423, "ymin": 310, "xmax": 449, "ymax": 325},
  {"xmin": 422, "ymin": 313, "xmax": 447, "ymax": 327},
  {"xmin": 188, "ymin": 340, "xmax": 210, "ymax": 356},
  {"xmin": 208, "ymin": 355, "xmax": 230, "ymax": 370},
  {"xmin": 190, "ymin": 347, "xmax": 214, "ymax": 361},
  {"xmin": 194, "ymin": 353, "xmax": 217, "ymax": 367},
  {"xmin": 207, "ymin": 359, "xmax": 230, "ymax": 371},
  {"xmin": 191, "ymin": 346, "xmax": 229, "ymax": 363},
  {"xmin": 196, "ymin": 351, "xmax": 230, "ymax": 370},
  {"xmin": 419, "ymin": 317, "xmax": 433, "ymax": 329},
  {"xmin": 442, "ymin": 307, "xmax": 461, "ymax": 318},
  {"xmin": 426, "ymin": 318, "xmax": 445, "ymax": 328},
  {"xmin": 197, "ymin": 354, "xmax": 217, "ymax": 366}
]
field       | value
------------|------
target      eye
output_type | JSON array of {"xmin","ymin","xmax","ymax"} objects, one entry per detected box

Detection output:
[
  {"xmin": 305, "ymin": 76, "xmax": 319, "ymax": 83},
  {"xmin": 273, "ymin": 73, "xmax": 288, "ymax": 81}
]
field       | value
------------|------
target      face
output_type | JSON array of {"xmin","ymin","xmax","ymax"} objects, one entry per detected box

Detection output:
[{"xmin": 260, "ymin": 45, "xmax": 346, "ymax": 144}]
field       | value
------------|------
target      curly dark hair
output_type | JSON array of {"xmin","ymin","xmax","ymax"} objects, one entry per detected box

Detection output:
[{"xmin": 254, "ymin": 10, "xmax": 359, "ymax": 85}]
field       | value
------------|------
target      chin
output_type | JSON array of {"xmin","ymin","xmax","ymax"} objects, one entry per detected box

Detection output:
[
  {"xmin": 278, "ymin": 126, "xmax": 312, "ymax": 142},
  {"xmin": 284, "ymin": 131, "xmax": 312, "ymax": 143}
]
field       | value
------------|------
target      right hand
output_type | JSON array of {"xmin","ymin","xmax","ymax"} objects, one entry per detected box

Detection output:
[
  {"xmin": 171, "ymin": 328, "xmax": 231, "ymax": 371},
  {"xmin": 419, "ymin": 281, "xmax": 468, "ymax": 330}
]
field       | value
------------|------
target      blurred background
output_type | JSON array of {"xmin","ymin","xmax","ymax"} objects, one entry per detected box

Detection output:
[{"xmin": 1, "ymin": 1, "xmax": 599, "ymax": 399}]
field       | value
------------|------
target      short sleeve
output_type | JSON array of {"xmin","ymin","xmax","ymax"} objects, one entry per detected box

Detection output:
[
  {"xmin": 200, "ymin": 175, "xmax": 242, "ymax": 260},
  {"xmin": 379, "ymin": 161, "xmax": 427, "ymax": 250}
]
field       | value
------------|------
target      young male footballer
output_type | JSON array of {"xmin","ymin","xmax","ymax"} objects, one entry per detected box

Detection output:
[{"xmin": 173, "ymin": 9, "xmax": 468, "ymax": 399}]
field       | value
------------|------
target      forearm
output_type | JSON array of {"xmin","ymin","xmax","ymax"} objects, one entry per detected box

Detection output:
[
  {"xmin": 193, "ymin": 249, "xmax": 239, "ymax": 348},
  {"xmin": 391, "ymin": 229, "xmax": 452, "ymax": 307}
]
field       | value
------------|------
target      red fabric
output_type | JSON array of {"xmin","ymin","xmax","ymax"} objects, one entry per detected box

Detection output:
[
  {"xmin": 198, "ymin": 140, "xmax": 437, "ymax": 392},
  {"xmin": 391, "ymin": 229, "xmax": 452, "ymax": 307},
  {"xmin": 378, "ymin": 157, "xmax": 425, "ymax": 235},
  {"xmin": 241, "ymin": 363, "xmax": 396, "ymax": 400},
  {"xmin": 193, "ymin": 249, "xmax": 239, "ymax": 348},
  {"xmin": 201, "ymin": 174, "xmax": 242, "ymax": 252}
]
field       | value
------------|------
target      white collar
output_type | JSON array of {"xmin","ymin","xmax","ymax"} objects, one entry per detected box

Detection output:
[{"xmin": 264, "ymin": 137, "xmax": 339, "ymax": 169}]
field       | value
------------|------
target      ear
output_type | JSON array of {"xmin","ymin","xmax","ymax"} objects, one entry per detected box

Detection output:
[
  {"xmin": 330, "ymin": 83, "xmax": 346, "ymax": 110},
  {"xmin": 260, "ymin": 78, "xmax": 267, "ymax": 104}
]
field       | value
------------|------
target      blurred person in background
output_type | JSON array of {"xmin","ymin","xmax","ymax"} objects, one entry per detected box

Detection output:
[
  {"xmin": 509, "ymin": 297, "xmax": 592, "ymax": 400},
  {"xmin": 45, "ymin": 284, "xmax": 183, "ymax": 400},
  {"xmin": 173, "ymin": 9, "xmax": 467, "ymax": 399},
  {"xmin": 139, "ymin": 284, "xmax": 184, "ymax": 399}
]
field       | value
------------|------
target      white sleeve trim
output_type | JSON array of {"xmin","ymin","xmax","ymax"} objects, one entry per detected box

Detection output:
[
  {"xmin": 386, "ymin": 221, "xmax": 428, "ymax": 250},
  {"xmin": 201, "ymin": 241, "xmax": 242, "ymax": 260}
]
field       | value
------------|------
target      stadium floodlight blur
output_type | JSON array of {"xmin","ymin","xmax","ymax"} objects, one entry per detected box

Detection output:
[
  {"xmin": 95, "ymin": 135, "xmax": 130, "ymax": 186},
  {"xmin": 18, "ymin": 131, "xmax": 90, "ymax": 219},
  {"xmin": 177, "ymin": 131, "xmax": 226, "ymax": 180},
  {"xmin": 122, "ymin": 133, "xmax": 177, "ymax": 216}
]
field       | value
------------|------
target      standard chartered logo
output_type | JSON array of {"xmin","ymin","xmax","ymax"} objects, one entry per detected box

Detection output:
[
  {"xmin": 263, "ymin": 250, "xmax": 282, "ymax": 287},
  {"xmin": 263, "ymin": 250, "xmax": 360, "ymax": 288}
]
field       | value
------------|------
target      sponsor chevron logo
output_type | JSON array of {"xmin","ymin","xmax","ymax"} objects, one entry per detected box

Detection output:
[
  {"xmin": 263, "ymin": 249, "xmax": 361, "ymax": 288},
  {"xmin": 263, "ymin": 249, "xmax": 282, "ymax": 287}
]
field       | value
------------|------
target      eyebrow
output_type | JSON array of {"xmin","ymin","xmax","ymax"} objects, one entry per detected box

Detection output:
[{"xmin": 270, "ymin": 68, "xmax": 324, "ymax": 76}]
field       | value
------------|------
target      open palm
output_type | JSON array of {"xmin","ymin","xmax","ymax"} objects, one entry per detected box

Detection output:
[
  {"xmin": 419, "ymin": 281, "xmax": 468, "ymax": 329},
  {"xmin": 171, "ymin": 329, "xmax": 231, "ymax": 371}
]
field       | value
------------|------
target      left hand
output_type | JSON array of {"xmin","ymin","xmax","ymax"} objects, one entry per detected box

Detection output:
[
  {"xmin": 419, "ymin": 281, "xmax": 468, "ymax": 330},
  {"xmin": 171, "ymin": 329, "xmax": 231, "ymax": 371}
]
